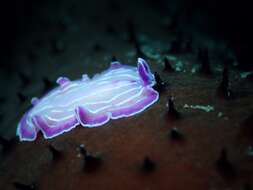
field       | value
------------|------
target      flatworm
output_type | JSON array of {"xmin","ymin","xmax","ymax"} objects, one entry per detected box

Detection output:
[{"xmin": 17, "ymin": 58, "xmax": 159, "ymax": 141}]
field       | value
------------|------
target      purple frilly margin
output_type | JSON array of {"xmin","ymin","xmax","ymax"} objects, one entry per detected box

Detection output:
[{"xmin": 16, "ymin": 58, "xmax": 159, "ymax": 141}]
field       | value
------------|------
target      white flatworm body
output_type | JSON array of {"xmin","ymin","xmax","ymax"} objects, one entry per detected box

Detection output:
[{"xmin": 17, "ymin": 58, "xmax": 159, "ymax": 141}]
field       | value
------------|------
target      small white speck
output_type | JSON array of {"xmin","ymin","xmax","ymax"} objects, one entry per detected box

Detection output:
[
  {"xmin": 183, "ymin": 104, "xmax": 214, "ymax": 112},
  {"xmin": 218, "ymin": 112, "xmax": 223, "ymax": 117},
  {"xmin": 240, "ymin": 71, "xmax": 253, "ymax": 79}
]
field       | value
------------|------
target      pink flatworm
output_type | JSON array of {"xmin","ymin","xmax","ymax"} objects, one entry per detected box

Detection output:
[{"xmin": 17, "ymin": 58, "xmax": 159, "ymax": 141}]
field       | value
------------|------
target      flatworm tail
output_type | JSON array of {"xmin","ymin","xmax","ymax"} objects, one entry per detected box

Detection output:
[{"xmin": 17, "ymin": 111, "xmax": 38, "ymax": 141}]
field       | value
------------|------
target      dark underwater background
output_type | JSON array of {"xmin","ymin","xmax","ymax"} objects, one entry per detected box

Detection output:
[{"xmin": 0, "ymin": 0, "xmax": 252, "ymax": 189}]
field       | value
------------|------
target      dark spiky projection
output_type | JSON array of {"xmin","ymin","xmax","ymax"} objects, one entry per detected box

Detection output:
[
  {"xmin": 48, "ymin": 144, "xmax": 63, "ymax": 162},
  {"xmin": 215, "ymin": 148, "xmax": 236, "ymax": 178},
  {"xmin": 126, "ymin": 19, "xmax": 146, "ymax": 59},
  {"xmin": 111, "ymin": 56, "xmax": 117, "ymax": 62},
  {"xmin": 163, "ymin": 57, "xmax": 174, "ymax": 72},
  {"xmin": 42, "ymin": 77, "xmax": 55, "ymax": 93},
  {"xmin": 141, "ymin": 156, "xmax": 156, "ymax": 173},
  {"xmin": 17, "ymin": 92, "xmax": 27, "ymax": 103},
  {"xmin": 154, "ymin": 72, "xmax": 167, "ymax": 93},
  {"xmin": 78, "ymin": 145, "xmax": 102, "ymax": 173},
  {"xmin": 169, "ymin": 127, "xmax": 184, "ymax": 140},
  {"xmin": 92, "ymin": 43, "xmax": 104, "ymax": 52},
  {"xmin": 166, "ymin": 96, "xmax": 180, "ymax": 120},
  {"xmin": 18, "ymin": 72, "xmax": 31, "ymax": 88},
  {"xmin": 183, "ymin": 36, "xmax": 193, "ymax": 53},
  {"xmin": 13, "ymin": 182, "xmax": 36, "ymax": 190},
  {"xmin": 197, "ymin": 48, "xmax": 212, "ymax": 75},
  {"xmin": 83, "ymin": 153, "xmax": 102, "ymax": 173},
  {"xmin": 169, "ymin": 38, "xmax": 182, "ymax": 54},
  {"xmin": 217, "ymin": 65, "xmax": 233, "ymax": 99},
  {"xmin": 79, "ymin": 144, "xmax": 87, "ymax": 156},
  {"xmin": 134, "ymin": 42, "xmax": 146, "ymax": 59},
  {"xmin": 126, "ymin": 19, "xmax": 136, "ymax": 44}
]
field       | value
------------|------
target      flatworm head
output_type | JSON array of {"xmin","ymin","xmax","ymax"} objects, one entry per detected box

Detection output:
[{"xmin": 17, "ymin": 58, "xmax": 159, "ymax": 141}]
